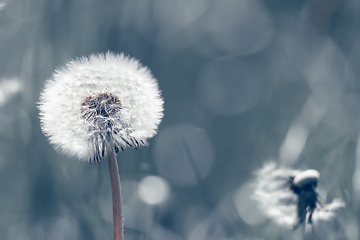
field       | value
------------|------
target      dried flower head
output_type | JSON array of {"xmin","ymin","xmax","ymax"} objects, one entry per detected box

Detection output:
[
  {"xmin": 38, "ymin": 52, "xmax": 164, "ymax": 163},
  {"xmin": 252, "ymin": 162, "xmax": 344, "ymax": 229}
]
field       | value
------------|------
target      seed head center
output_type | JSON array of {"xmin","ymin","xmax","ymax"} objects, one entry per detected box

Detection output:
[{"xmin": 81, "ymin": 93, "xmax": 122, "ymax": 121}]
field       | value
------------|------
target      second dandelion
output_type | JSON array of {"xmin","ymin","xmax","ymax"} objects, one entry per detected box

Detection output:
[
  {"xmin": 252, "ymin": 162, "xmax": 344, "ymax": 230},
  {"xmin": 38, "ymin": 52, "xmax": 164, "ymax": 240}
]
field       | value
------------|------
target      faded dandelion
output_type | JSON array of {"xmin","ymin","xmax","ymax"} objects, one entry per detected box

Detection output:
[
  {"xmin": 252, "ymin": 162, "xmax": 344, "ymax": 229},
  {"xmin": 38, "ymin": 52, "xmax": 164, "ymax": 240}
]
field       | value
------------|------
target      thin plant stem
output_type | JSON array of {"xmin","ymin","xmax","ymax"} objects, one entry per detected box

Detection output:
[{"xmin": 107, "ymin": 149, "xmax": 124, "ymax": 240}]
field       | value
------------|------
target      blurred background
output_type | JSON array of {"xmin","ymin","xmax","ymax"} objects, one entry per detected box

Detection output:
[{"xmin": 0, "ymin": 0, "xmax": 359, "ymax": 239}]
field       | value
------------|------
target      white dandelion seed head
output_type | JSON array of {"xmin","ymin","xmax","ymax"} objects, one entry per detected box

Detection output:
[
  {"xmin": 38, "ymin": 52, "xmax": 164, "ymax": 162},
  {"xmin": 252, "ymin": 162, "xmax": 344, "ymax": 228}
]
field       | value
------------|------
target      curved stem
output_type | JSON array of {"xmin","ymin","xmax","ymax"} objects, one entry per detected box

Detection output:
[{"xmin": 107, "ymin": 149, "xmax": 124, "ymax": 240}]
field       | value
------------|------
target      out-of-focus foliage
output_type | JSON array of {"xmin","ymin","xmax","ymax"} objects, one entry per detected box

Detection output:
[{"xmin": 0, "ymin": 0, "xmax": 359, "ymax": 239}]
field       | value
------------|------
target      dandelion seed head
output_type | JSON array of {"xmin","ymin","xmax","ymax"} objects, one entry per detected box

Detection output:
[
  {"xmin": 38, "ymin": 52, "xmax": 164, "ymax": 162},
  {"xmin": 252, "ymin": 162, "xmax": 344, "ymax": 228}
]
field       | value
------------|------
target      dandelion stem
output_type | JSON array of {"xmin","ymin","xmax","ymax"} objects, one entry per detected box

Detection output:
[{"xmin": 108, "ymin": 149, "xmax": 124, "ymax": 240}]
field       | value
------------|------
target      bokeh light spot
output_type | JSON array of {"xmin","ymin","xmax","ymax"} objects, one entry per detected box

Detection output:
[
  {"xmin": 138, "ymin": 176, "xmax": 170, "ymax": 205},
  {"xmin": 233, "ymin": 182, "xmax": 266, "ymax": 226}
]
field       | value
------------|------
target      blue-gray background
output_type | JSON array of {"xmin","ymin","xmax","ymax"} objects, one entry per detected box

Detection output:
[{"xmin": 0, "ymin": 0, "xmax": 359, "ymax": 239}]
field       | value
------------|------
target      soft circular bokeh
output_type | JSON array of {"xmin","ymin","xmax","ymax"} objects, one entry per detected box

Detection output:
[{"xmin": 138, "ymin": 175, "xmax": 170, "ymax": 205}]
